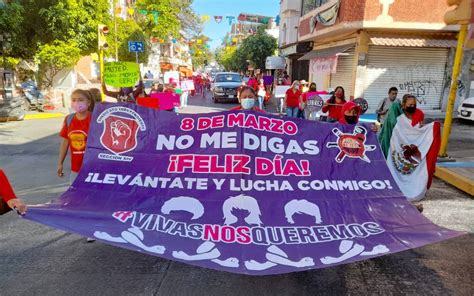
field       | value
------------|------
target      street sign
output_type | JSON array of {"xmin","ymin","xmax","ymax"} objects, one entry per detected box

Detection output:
[{"xmin": 128, "ymin": 41, "xmax": 144, "ymax": 53}]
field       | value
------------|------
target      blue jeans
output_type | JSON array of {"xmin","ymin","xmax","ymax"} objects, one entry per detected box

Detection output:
[
  {"xmin": 258, "ymin": 96, "xmax": 264, "ymax": 109},
  {"xmin": 286, "ymin": 107, "xmax": 299, "ymax": 118}
]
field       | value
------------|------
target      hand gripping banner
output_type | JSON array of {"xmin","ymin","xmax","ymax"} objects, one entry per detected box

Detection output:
[{"xmin": 25, "ymin": 103, "xmax": 464, "ymax": 275}]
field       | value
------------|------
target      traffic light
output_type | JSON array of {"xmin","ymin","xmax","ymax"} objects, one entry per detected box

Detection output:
[
  {"xmin": 98, "ymin": 24, "xmax": 109, "ymax": 50},
  {"xmin": 444, "ymin": 0, "xmax": 471, "ymax": 25}
]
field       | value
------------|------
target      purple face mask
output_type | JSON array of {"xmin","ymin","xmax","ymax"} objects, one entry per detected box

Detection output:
[{"xmin": 71, "ymin": 101, "xmax": 88, "ymax": 113}]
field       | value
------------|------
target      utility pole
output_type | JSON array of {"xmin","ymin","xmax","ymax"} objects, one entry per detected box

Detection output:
[
  {"xmin": 98, "ymin": 25, "xmax": 109, "ymax": 102},
  {"xmin": 113, "ymin": 0, "xmax": 119, "ymax": 61},
  {"xmin": 439, "ymin": 0, "xmax": 472, "ymax": 157}
]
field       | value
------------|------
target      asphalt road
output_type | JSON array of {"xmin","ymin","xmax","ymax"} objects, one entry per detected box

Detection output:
[{"xmin": 1, "ymin": 94, "xmax": 473, "ymax": 296}]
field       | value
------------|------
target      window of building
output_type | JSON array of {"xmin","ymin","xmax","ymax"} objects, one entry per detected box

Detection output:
[{"xmin": 301, "ymin": 0, "xmax": 329, "ymax": 16}]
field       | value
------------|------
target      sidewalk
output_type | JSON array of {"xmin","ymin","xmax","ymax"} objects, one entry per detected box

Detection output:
[
  {"xmin": 24, "ymin": 107, "xmax": 69, "ymax": 120},
  {"xmin": 436, "ymin": 160, "xmax": 474, "ymax": 197}
]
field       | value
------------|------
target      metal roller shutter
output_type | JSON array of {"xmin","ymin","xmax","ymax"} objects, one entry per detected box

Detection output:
[
  {"xmin": 329, "ymin": 48, "xmax": 355, "ymax": 98},
  {"xmin": 363, "ymin": 46, "xmax": 448, "ymax": 111}
]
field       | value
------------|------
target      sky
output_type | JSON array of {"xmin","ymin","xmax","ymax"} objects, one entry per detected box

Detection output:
[{"xmin": 192, "ymin": 0, "xmax": 280, "ymax": 50}]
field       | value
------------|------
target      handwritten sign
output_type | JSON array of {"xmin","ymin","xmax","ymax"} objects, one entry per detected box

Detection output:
[
  {"xmin": 104, "ymin": 62, "xmax": 140, "ymax": 87},
  {"xmin": 180, "ymin": 80, "xmax": 195, "ymax": 91},
  {"xmin": 275, "ymin": 86, "xmax": 291, "ymax": 98}
]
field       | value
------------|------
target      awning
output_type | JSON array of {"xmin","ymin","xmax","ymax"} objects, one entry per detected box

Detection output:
[
  {"xmin": 369, "ymin": 36, "xmax": 457, "ymax": 48},
  {"xmin": 299, "ymin": 44, "xmax": 354, "ymax": 60}
]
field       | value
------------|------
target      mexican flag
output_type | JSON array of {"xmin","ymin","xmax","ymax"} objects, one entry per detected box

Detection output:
[{"xmin": 384, "ymin": 113, "xmax": 441, "ymax": 201}]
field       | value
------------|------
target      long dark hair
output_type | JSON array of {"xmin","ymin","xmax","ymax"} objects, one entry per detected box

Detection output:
[
  {"xmin": 239, "ymin": 86, "xmax": 257, "ymax": 98},
  {"xmin": 329, "ymin": 86, "xmax": 346, "ymax": 104}
]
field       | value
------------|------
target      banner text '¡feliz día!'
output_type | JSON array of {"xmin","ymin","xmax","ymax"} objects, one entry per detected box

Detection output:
[
  {"xmin": 156, "ymin": 132, "xmax": 320, "ymax": 155},
  {"xmin": 179, "ymin": 113, "xmax": 299, "ymax": 136}
]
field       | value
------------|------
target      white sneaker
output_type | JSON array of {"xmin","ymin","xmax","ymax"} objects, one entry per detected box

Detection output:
[{"xmin": 86, "ymin": 237, "xmax": 96, "ymax": 243}]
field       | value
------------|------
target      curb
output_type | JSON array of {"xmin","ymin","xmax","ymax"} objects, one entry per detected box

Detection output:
[
  {"xmin": 435, "ymin": 167, "xmax": 474, "ymax": 197},
  {"xmin": 24, "ymin": 113, "xmax": 66, "ymax": 120}
]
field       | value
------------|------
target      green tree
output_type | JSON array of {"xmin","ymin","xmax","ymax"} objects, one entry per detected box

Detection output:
[
  {"xmin": 135, "ymin": 0, "xmax": 200, "ymax": 39},
  {"xmin": 35, "ymin": 40, "xmax": 81, "ymax": 88},
  {"xmin": 216, "ymin": 28, "xmax": 277, "ymax": 72},
  {"xmin": 239, "ymin": 28, "xmax": 277, "ymax": 70},
  {"xmin": 189, "ymin": 35, "xmax": 212, "ymax": 69},
  {"xmin": 0, "ymin": 0, "xmax": 111, "ymax": 60},
  {"xmin": 105, "ymin": 18, "xmax": 149, "ymax": 63},
  {"xmin": 39, "ymin": 0, "xmax": 111, "ymax": 55}
]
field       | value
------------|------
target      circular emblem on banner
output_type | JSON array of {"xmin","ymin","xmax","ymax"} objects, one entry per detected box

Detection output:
[
  {"xmin": 305, "ymin": 94, "xmax": 324, "ymax": 112},
  {"xmin": 353, "ymin": 98, "xmax": 369, "ymax": 115}
]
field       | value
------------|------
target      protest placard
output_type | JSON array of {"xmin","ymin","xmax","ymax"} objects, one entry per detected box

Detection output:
[
  {"xmin": 104, "ymin": 62, "xmax": 140, "ymax": 87},
  {"xmin": 274, "ymin": 85, "xmax": 291, "ymax": 98}
]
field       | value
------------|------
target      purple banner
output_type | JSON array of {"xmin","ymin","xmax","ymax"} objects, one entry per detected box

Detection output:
[{"xmin": 25, "ymin": 103, "xmax": 463, "ymax": 275}]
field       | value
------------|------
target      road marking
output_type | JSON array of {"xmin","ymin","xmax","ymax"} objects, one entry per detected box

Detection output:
[{"xmin": 24, "ymin": 113, "xmax": 65, "ymax": 120}]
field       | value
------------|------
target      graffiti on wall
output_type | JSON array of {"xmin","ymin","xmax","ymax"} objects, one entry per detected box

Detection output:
[{"xmin": 393, "ymin": 64, "xmax": 442, "ymax": 105}]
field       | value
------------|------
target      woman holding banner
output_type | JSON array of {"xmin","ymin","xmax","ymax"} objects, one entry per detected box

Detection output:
[
  {"xmin": 284, "ymin": 81, "xmax": 302, "ymax": 118},
  {"xmin": 101, "ymin": 80, "xmax": 144, "ymax": 103},
  {"xmin": 0, "ymin": 169, "xmax": 27, "ymax": 215},
  {"xmin": 338, "ymin": 101, "xmax": 361, "ymax": 124},
  {"xmin": 299, "ymin": 82, "xmax": 317, "ymax": 119},
  {"xmin": 230, "ymin": 86, "xmax": 264, "ymax": 112},
  {"xmin": 322, "ymin": 86, "xmax": 346, "ymax": 122}
]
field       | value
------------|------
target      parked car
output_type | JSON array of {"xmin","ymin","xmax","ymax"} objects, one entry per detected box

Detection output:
[
  {"xmin": 458, "ymin": 97, "xmax": 474, "ymax": 122},
  {"xmin": 211, "ymin": 72, "xmax": 242, "ymax": 103}
]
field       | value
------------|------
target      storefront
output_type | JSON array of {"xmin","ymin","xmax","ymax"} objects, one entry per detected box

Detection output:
[
  {"xmin": 360, "ymin": 37, "xmax": 455, "ymax": 111},
  {"xmin": 300, "ymin": 43, "xmax": 355, "ymax": 96}
]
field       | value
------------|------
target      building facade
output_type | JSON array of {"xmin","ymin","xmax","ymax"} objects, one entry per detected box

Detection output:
[{"xmin": 279, "ymin": 0, "xmax": 472, "ymax": 112}]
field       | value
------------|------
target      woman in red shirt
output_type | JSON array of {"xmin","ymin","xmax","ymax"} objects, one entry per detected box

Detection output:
[
  {"xmin": 0, "ymin": 169, "xmax": 27, "ymax": 215},
  {"xmin": 230, "ymin": 86, "xmax": 265, "ymax": 112},
  {"xmin": 285, "ymin": 81, "xmax": 301, "ymax": 118},
  {"xmin": 57, "ymin": 89, "xmax": 95, "ymax": 185},
  {"xmin": 322, "ymin": 86, "xmax": 346, "ymax": 122}
]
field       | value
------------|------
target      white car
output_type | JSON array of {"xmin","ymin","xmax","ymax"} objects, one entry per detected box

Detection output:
[{"xmin": 458, "ymin": 97, "xmax": 474, "ymax": 121}]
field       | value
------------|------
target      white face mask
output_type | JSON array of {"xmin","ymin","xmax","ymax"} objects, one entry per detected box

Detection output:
[{"xmin": 241, "ymin": 98, "xmax": 255, "ymax": 109}]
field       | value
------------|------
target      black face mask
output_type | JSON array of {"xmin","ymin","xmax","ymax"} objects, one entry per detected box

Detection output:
[
  {"xmin": 344, "ymin": 115, "xmax": 358, "ymax": 124},
  {"xmin": 405, "ymin": 106, "xmax": 416, "ymax": 114}
]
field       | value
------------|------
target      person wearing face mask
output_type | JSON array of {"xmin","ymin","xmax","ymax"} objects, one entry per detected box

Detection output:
[
  {"xmin": 230, "ymin": 86, "xmax": 264, "ymax": 112},
  {"xmin": 339, "ymin": 101, "xmax": 361, "ymax": 124},
  {"xmin": 300, "ymin": 82, "xmax": 317, "ymax": 119},
  {"xmin": 376, "ymin": 87, "xmax": 399, "ymax": 126},
  {"xmin": 378, "ymin": 94, "xmax": 424, "ymax": 158},
  {"xmin": 57, "ymin": 89, "xmax": 95, "ymax": 185},
  {"xmin": 102, "ymin": 79, "xmax": 144, "ymax": 103},
  {"xmin": 322, "ymin": 86, "xmax": 346, "ymax": 122},
  {"xmin": 284, "ymin": 81, "xmax": 302, "ymax": 118}
]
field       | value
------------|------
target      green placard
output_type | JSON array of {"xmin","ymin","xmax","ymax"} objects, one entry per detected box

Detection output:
[{"xmin": 104, "ymin": 62, "xmax": 140, "ymax": 87}]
